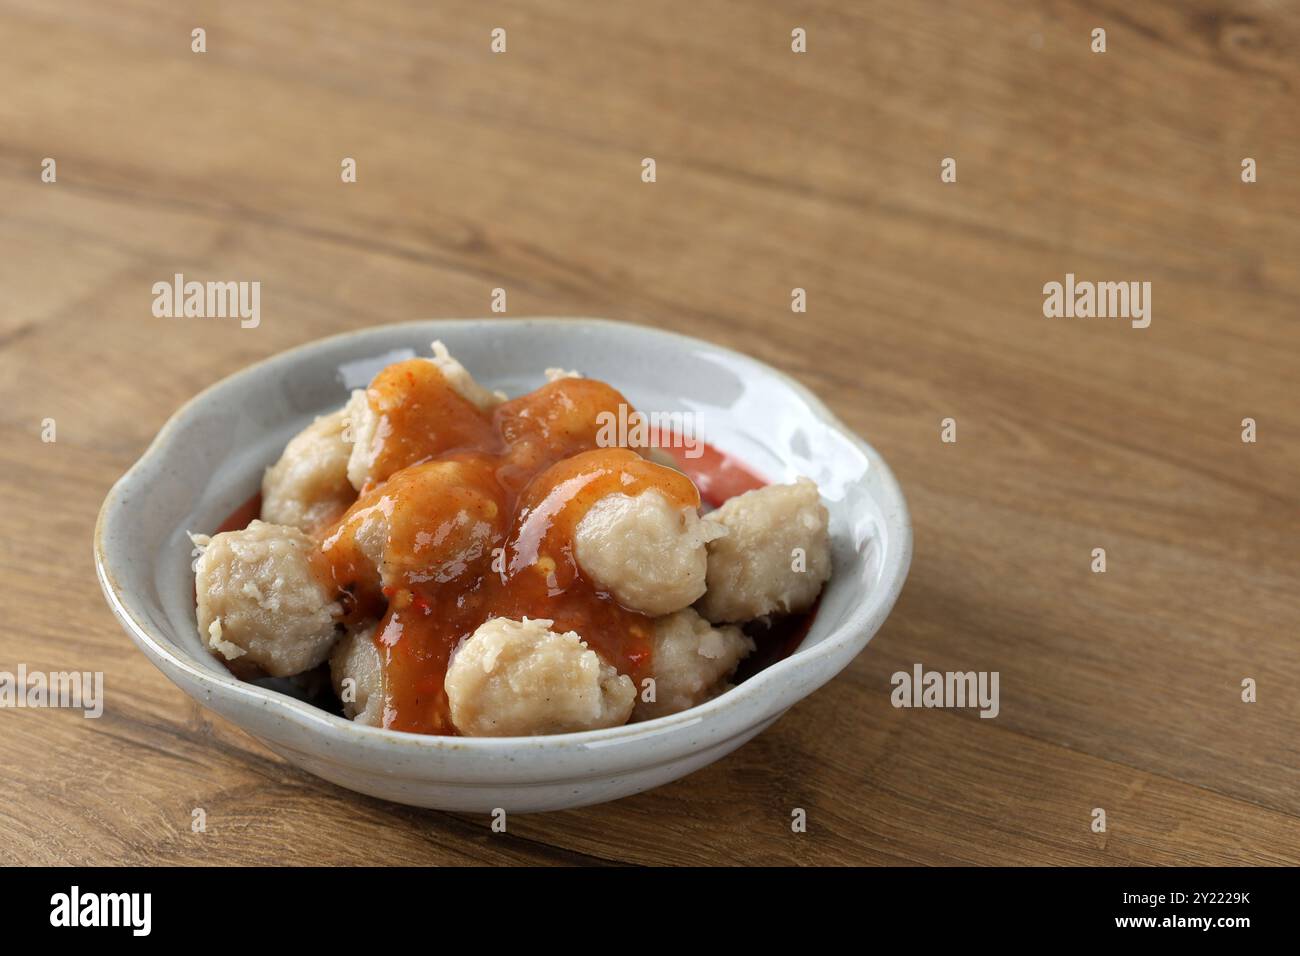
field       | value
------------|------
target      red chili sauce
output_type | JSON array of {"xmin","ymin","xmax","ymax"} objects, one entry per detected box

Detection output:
[{"xmin": 218, "ymin": 361, "xmax": 816, "ymax": 734}]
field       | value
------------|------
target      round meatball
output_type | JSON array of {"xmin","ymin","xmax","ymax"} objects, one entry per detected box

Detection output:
[
  {"xmin": 345, "ymin": 342, "xmax": 504, "ymax": 491},
  {"xmin": 445, "ymin": 617, "xmax": 636, "ymax": 736},
  {"xmin": 634, "ymin": 608, "xmax": 754, "ymax": 721},
  {"xmin": 193, "ymin": 520, "xmax": 342, "ymax": 677},
  {"xmin": 323, "ymin": 458, "xmax": 507, "ymax": 601},
  {"xmin": 574, "ymin": 489, "xmax": 722, "ymax": 617},
  {"xmin": 695, "ymin": 478, "xmax": 831, "ymax": 623},
  {"xmin": 494, "ymin": 378, "xmax": 639, "ymax": 463},
  {"xmin": 329, "ymin": 624, "xmax": 384, "ymax": 726},
  {"xmin": 261, "ymin": 407, "xmax": 356, "ymax": 532}
]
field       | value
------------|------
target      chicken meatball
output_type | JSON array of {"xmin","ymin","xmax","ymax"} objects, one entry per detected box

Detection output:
[
  {"xmin": 261, "ymin": 408, "xmax": 356, "ymax": 532},
  {"xmin": 573, "ymin": 488, "xmax": 723, "ymax": 617},
  {"xmin": 323, "ymin": 458, "xmax": 507, "ymax": 603},
  {"xmin": 193, "ymin": 520, "xmax": 342, "ymax": 677},
  {"xmin": 329, "ymin": 624, "xmax": 384, "ymax": 726},
  {"xmin": 494, "ymin": 377, "xmax": 641, "ymax": 466},
  {"xmin": 445, "ymin": 617, "xmax": 636, "ymax": 736},
  {"xmin": 695, "ymin": 477, "xmax": 832, "ymax": 623},
  {"xmin": 346, "ymin": 342, "xmax": 503, "ymax": 490},
  {"xmin": 633, "ymin": 608, "xmax": 754, "ymax": 720}
]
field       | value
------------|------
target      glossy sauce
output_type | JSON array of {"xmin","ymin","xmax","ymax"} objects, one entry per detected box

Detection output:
[
  {"xmin": 316, "ymin": 367, "xmax": 713, "ymax": 735},
  {"xmin": 219, "ymin": 368, "xmax": 808, "ymax": 735}
]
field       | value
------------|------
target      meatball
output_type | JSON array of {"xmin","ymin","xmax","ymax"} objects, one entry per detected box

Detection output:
[
  {"xmin": 323, "ymin": 458, "xmax": 507, "ymax": 601},
  {"xmin": 345, "ymin": 341, "xmax": 504, "ymax": 490},
  {"xmin": 634, "ymin": 608, "xmax": 754, "ymax": 720},
  {"xmin": 193, "ymin": 520, "xmax": 342, "ymax": 677},
  {"xmin": 445, "ymin": 617, "xmax": 636, "ymax": 736},
  {"xmin": 573, "ymin": 488, "xmax": 723, "ymax": 617},
  {"xmin": 695, "ymin": 477, "xmax": 832, "ymax": 623},
  {"xmin": 261, "ymin": 407, "xmax": 356, "ymax": 532},
  {"xmin": 494, "ymin": 377, "xmax": 639, "ymax": 464},
  {"xmin": 329, "ymin": 624, "xmax": 384, "ymax": 726}
]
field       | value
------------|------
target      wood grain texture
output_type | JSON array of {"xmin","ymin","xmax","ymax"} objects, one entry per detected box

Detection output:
[{"xmin": 1, "ymin": 0, "xmax": 1297, "ymax": 866}]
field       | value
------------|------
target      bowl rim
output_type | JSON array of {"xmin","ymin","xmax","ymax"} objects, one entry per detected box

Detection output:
[{"xmin": 94, "ymin": 317, "xmax": 912, "ymax": 753}]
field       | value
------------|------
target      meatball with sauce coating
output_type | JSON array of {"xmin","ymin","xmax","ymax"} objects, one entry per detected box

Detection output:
[
  {"xmin": 494, "ymin": 377, "xmax": 643, "ymax": 467},
  {"xmin": 573, "ymin": 488, "xmax": 723, "ymax": 617},
  {"xmin": 346, "ymin": 341, "xmax": 504, "ymax": 490},
  {"xmin": 261, "ymin": 407, "xmax": 356, "ymax": 533},
  {"xmin": 695, "ymin": 478, "xmax": 831, "ymax": 624},
  {"xmin": 445, "ymin": 617, "xmax": 636, "ymax": 736},
  {"xmin": 633, "ymin": 608, "xmax": 754, "ymax": 721},
  {"xmin": 193, "ymin": 520, "xmax": 342, "ymax": 677},
  {"xmin": 329, "ymin": 623, "xmax": 384, "ymax": 726},
  {"xmin": 323, "ymin": 457, "xmax": 508, "ymax": 603}
]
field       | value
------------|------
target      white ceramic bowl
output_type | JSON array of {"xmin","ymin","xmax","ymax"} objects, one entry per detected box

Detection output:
[{"xmin": 95, "ymin": 318, "xmax": 911, "ymax": 812}]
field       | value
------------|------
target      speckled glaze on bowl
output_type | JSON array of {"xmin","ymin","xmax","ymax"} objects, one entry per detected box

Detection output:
[{"xmin": 94, "ymin": 318, "xmax": 911, "ymax": 812}]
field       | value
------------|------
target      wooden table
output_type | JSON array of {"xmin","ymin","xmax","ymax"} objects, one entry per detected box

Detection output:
[{"xmin": 2, "ymin": 0, "xmax": 1297, "ymax": 866}]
